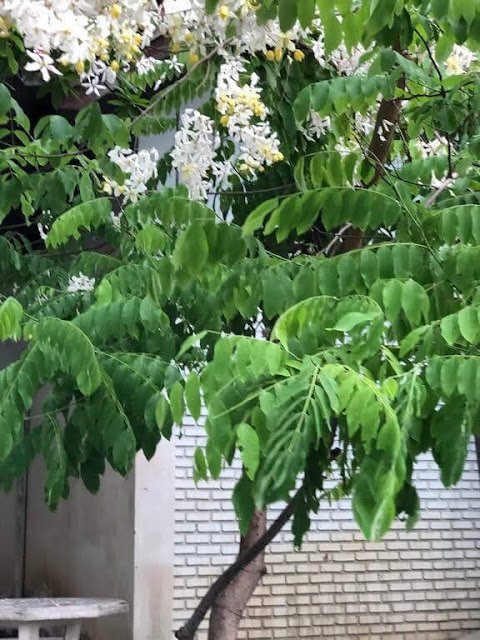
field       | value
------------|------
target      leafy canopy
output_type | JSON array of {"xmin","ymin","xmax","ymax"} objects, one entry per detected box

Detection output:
[{"xmin": 1, "ymin": 0, "xmax": 480, "ymax": 544}]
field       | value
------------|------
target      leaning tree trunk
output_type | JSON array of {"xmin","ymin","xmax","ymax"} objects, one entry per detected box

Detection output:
[{"xmin": 207, "ymin": 510, "xmax": 267, "ymax": 640}]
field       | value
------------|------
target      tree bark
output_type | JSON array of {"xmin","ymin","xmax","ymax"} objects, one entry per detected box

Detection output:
[{"xmin": 207, "ymin": 510, "xmax": 267, "ymax": 640}]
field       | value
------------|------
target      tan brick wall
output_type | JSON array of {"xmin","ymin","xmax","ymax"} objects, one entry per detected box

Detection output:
[{"xmin": 173, "ymin": 416, "xmax": 480, "ymax": 639}]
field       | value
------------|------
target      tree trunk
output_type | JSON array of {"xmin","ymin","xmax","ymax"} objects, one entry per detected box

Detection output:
[{"xmin": 207, "ymin": 510, "xmax": 267, "ymax": 640}]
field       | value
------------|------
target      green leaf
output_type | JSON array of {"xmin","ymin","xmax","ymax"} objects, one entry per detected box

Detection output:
[
  {"xmin": 279, "ymin": 0, "xmax": 297, "ymax": 31},
  {"xmin": 298, "ymin": 0, "xmax": 315, "ymax": 28},
  {"xmin": 322, "ymin": 9, "xmax": 343, "ymax": 54},
  {"xmin": 330, "ymin": 311, "xmax": 378, "ymax": 332},
  {"xmin": 112, "ymin": 428, "xmax": 136, "ymax": 472},
  {"xmin": 169, "ymin": 381, "xmax": 185, "ymax": 425},
  {"xmin": 237, "ymin": 423, "xmax": 260, "ymax": 481},
  {"xmin": 293, "ymin": 87, "xmax": 311, "ymax": 123},
  {"xmin": 232, "ymin": 474, "xmax": 255, "ymax": 535},
  {"xmin": 441, "ymin": 314, "xmax": 461, "ymax": 346},
  {"xmin": 185, "ymin": 371, "xmax": 201, "ymax": 421},
  {"xmin": 35, "ymin": 115, "xmax": 73, "ymax": 141},
  {"xmin": 177, "ymin": 331, "xmax": 208, "ymax": 359},
  {"xmin": 194, "ymin": 447, "xmax": 208, "ymax": 482},
  {"xmin": 33, "ymin": 318, "xmax": 101, "ymax": 396},
  {"xmin": 155, "ymin": 396, "xmax": 170, "ymax": 434},
  {"xmin": 173, "ymin": 223, "xmax": 209, "ymax": 274},
  {"xmin": 0, "ymin": 297, "xmax": 23, "ymax": 340},
  {"xmin": 399, "ymin": 326, "xmax": 429, "ymax": 356},
  {"xmin": 401, "ymin": 280, "xmax": 429, "ymax": 326},
  {"xmin": 243, "ymin": 198, "xmax": 280, "ymax": 236},
  {"xmin": 0, "ymin": 84, "xmax": 12, "ymax": 117},
  {"xmin": 46, "ymin": 199, "xmax": 112, "ymax": 248},
  {"xmin": 458, "ymin": 307, "xmax": 479, "ymax": 343},
  {"xmin": 432, "ymin": 0, "xmax": 449, "ymax": 19},
  {"xmin": 206, "ymin": 439, "xmax": 222, "ymax": 479}
]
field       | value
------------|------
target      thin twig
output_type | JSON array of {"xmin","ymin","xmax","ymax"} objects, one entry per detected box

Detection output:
[
  {"xmin": 322, "ymin": 224, "xmax": 352, "ymax": 256},
  {"xmin": 414, "ymin": 28, "xmax": 445, "ymax": 95},
  {"xmin": 424, "ymin": 178, "xmax": 454, "ymax": 208}
]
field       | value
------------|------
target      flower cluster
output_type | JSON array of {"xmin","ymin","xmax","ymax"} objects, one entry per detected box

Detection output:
[
  {"xmin": 171, "ymin": 109, "xmax": 223, "ymax": 201},
  {"xmin": 162, "ymin": 0, "xmax": 308, "ymax": 61},
  {"xmin": 1, "ymin": 0, "xmax": 161, "ymax": 85},
  {"xmin": 215, "ymin": 59, "xmax": 282, "ymax": 173},
  {"xmin": 444, "ymin": 44, "xmax": 477, "ymax": 75},
  {"xmin": 171, "ymin": 58, "xmax": 283, "ymax": 200},
  {"xmin": 67, "ymin": 273, "xmax": 96, "ymax": 293},
  {"xmin": 103, "ymin": 146, "xmax": 159, "ymax": 203}
]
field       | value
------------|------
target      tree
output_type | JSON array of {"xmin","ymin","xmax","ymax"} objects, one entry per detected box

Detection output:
[{"xmin": 1, "ymin": 1, "xmax": 480, "ymax": 639}]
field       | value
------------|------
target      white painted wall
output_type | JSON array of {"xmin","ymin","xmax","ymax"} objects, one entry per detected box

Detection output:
[
  {"xmin": 0, "ymin": 342, "xmax": 26, "ymax": 598},
  {"xmin": 25, "ymin": 458, "xmax": 135, "ymax": 640},
  {"xmin": 134, "ymin": 444, "xmax": 175, "ymax": 640},
  {"xmin": 174, "ymin": 413, "xmax": 480, "ymax": 640}
]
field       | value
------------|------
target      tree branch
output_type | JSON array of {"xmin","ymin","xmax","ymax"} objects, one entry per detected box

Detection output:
[
  {"xmin": 175, "ymin": 489, "xmax": 302, "ymax": 640},
  {"xmin": 130, "ymin": 39, "xmax": 231, "ymax": 129}
]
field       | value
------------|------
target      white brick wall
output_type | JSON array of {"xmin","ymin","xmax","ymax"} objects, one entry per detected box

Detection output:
[{"xmin": 173, "ymin": 415, "xmax": 480, "ymax": 639}]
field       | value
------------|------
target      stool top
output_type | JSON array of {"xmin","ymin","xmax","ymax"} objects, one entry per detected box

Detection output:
[{"xmin": 0, "ymin": 598, "xmax": 128, "ymax": 622}]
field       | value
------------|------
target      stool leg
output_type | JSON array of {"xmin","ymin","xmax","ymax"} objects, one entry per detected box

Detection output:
[
  {"xmin": 65, "ymin": 621, "xmax": 82, "ymax": 640},
  {"xmin": 18, "ymin": 623, "xmax": 40, "ymax": 640}
]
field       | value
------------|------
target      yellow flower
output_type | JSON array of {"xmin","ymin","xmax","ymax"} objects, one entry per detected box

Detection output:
[
  {"xmin": 185, "ymin": 31, "xmax": 195, "ymax": 45},
  {"xmin": 274, "ymin": 49, "xmax": 283, "ymax": 62},
  {"xmin": 220, "ymin": 115, "xmax": 230, "ymax": 127},
  {"xmin": 273, "ymin": 152, "xmax": 285, "ymax": 163},
  {"xmin": 253, "ymin": 104, "xmax": 265, "ymax": 117},
  {"xmin": 218, "ymin": 5, "xmax": 229, "ymax": 20},
  {"xmin": 181, "ymin": 164, "xmax": 193, "ymax": 179},
  {"xmin": 189, "ymin": 51, "xmax": 199, "ymax": 64},
  {"xmin": 110, "ymin": 3, "xmax": 122, "ymax": 18},
  {"xmin": 171, "ymin": 42, "xmax": 181, "ymax": 53},
  {"xmin": 100, "ymin": 52, "xmax": 110, "ymax": 62},
  {"xmin": 0, "ymin": 17, "xmax": 11, "ymax": 37},
  {"xmin": 445, "ymin": 55, "xmax": 462, "ymax": 75},
  {"xmin": 265, "ymin": 50, "xmax": 275, "ymax": 61},
  {"xmin": 110, "ymin": 60, "xmax": 120, "ymax": 72},
  {"xmin": 293, "ymin": 49, "xmax": 305, "ymax": 62},
  {"xmin": 258, "ymin": 166, "xmax": 265, "ymax": 173},
  {"xmin": 74, "ymin": 60, "xmax": 85, "ymax": 73},
  {"xmin": 134, "ymin": 33, "xmax": 143, "ymax": 45}
]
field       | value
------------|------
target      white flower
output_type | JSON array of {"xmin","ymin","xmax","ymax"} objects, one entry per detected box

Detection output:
[
  {"xmin": 37, "ymin": 223, "xmax": 48, "ymax": 241},
  {"xmin": 24, "ymin": 50, "xmax": 62, "ymax": 82},
  {"xmin": 444, "ymin": 44, "xmax": 476, "ymax": 75},
  {"xmin": 136, "ymin": 56, "xmax": 162, "ymax": 75},
  {"xmin": 312, "ymin": 36, "xmax": 325, "ymax": 65},
  {"xmin": 4, "ymin": 0, "xmax": 162, "ymax": 81},
  {"xmin": 110, "ymin": 212, "xmax": 122, "ymax": 229},
  {"xmin": 171, "ymin": 109, "xmax": 220, "ymax": 200},
  {"xmin": 164, "ymin": 55, "xmax": 184, "ymax": 75},
  {"xmin": 306, "ymin": 110, "xmax": 330, "ymax": 139},
  {"xmin": 331, "ymin": 43, "xmax": 371, "ymax": 75},
  {"xmin": 417, "ymin": 135, "xmax": 448, "ymax": 158},
  {"xmin": 105, "ymin": 146, "xmax": 159, "ymax": 203},
  {"xmin": 80, "ymin": 73, "xmax": 107, "ymax": 97},
  {"xmin": 67, "ymin": 273, "xmax": 95, "ymax": 293}
]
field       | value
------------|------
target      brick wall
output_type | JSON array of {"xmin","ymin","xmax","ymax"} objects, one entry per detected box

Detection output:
[{"xmin": 173, "ymin": 415, "xmax": 480, "ymax": 640}]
